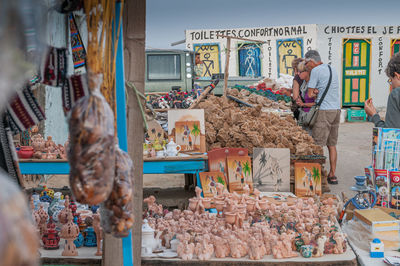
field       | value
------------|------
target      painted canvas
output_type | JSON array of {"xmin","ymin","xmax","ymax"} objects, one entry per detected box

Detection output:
[
  {"xmin": 253, "ymin": 148, "xmax": 290, "ymax": 192},
  {"xmin": 208, "ymin": 148, "xmax": 248, "ymax": 185},
  {"xmin": 168, "ymin": 109, "xmax": 206, "ymax": 153},
  {"xmin": 226, "ymin": 156, "xmax": 253, "ymax": 193},
  {"xmin": 294, "ymin": 162, "xmax": 322, "ymax": 197},
  {"xmin": 199, "ymin": 171, "xmax": 227, "ymax": 197}
]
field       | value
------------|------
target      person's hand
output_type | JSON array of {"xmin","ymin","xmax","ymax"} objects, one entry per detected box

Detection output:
[
  {"xmin": 296, "ymin": 98, "xmax": 303, "ymax": 106},
  {"xmin": 364, "ymin": 98, "xmax": 377, "ymax": 117},
  {"xmin": 309, "ymin": 89, "xmax": 319, "ymax": 98}
]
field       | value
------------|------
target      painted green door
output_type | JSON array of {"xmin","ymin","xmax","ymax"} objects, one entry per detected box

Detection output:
[{"xmin": 342, "ymin": 39, "xmax": 371, "ymax": 106}]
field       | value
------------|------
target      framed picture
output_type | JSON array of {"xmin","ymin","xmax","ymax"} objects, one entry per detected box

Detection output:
[
  {"xmin": 208, "ymin": 148, "xmax": 248, "ymax": 185},
  {"xmin": 199, "ymin": 171, "xmax": 227, "ymax": 197},
  {"xmin": 168, "ymin": 109, "xmax": 205, "ymax": 153},
  {"xmin": 226, "ymin": 156, "xmax": 253, "ymax": 193},
  {"xmin": 294, "ymin": 162, "xmax": 322, "ymax": 197},
  {"xmin": 253, "ymin": 148, "xmax": 290, "ymax": 192}
]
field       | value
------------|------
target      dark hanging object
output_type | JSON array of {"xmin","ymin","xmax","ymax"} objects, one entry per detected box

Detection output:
[{"xmin": 56, "ymin": 0, "xmax": 83, "ymax": 13}]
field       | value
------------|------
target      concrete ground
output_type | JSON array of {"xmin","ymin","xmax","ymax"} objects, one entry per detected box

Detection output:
[{"xmin": 325, "ymin": 121, "xmax": 374, "ymax": 198}]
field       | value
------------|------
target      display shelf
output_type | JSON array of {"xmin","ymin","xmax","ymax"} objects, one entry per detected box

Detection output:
[
  {"xmin": 40, "ymin": 246, "xmax": 101, "ymax": 266},
  {"xmin": 141, "ymin": 248, "xmax": 357, "ymax": 266}
]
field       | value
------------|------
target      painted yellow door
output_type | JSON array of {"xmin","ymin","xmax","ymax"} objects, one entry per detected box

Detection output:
[
  {"xmin": 276, "ymin": 38, "xmax": 303, "ymax": 76},
  {"xmin": 342, "ymin": 39, "xmax": 371, "ymax": 106},
  {"xmin": 193, "ymin": 43, "xmax": 221, "ymax": 78}
]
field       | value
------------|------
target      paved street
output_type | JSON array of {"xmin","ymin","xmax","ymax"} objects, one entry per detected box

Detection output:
[{"xmin": 326, "ymin": 122, "xmax": 374, "ymax": 198}]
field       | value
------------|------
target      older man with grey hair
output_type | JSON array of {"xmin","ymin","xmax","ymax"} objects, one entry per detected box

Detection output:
[{"xmin": 305, "ymin": 50, "xmax": 341, "ymax": 185}]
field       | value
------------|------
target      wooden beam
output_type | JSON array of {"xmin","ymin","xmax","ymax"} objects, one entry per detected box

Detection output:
[
  {"xmin": 223, "ymin": 37, "xmax": 231, "ymax": 97},
  {"xmin": 123, "ymin": 0, "xmax": 146, "ymax": 265}
]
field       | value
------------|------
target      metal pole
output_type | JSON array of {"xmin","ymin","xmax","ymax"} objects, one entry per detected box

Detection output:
[{"xmin": 115, "ymin": 2, "xmax": 133, "ymax": 266}]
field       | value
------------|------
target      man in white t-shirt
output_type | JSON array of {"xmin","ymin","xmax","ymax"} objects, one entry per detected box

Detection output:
[{"xmin": 305, "ymin": 50, "xmax": 341, "ymax": 185}]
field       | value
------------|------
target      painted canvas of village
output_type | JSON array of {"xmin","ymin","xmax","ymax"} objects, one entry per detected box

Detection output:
[
  {"xmin": 168, "ymin": 109, "xmax": 206, "ymax": 153},
  {"xmin": 226, "ymin": 156, "xmax": 253, "ymax": 193},
  {"xmin": 294, "ymin": 162, "xmax": 322, "ymax": 197}
]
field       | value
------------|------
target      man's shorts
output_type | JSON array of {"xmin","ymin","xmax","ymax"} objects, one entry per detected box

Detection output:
[{"xmin": 312, "ymin": 110, "xmax": 341, "ymax": 146}]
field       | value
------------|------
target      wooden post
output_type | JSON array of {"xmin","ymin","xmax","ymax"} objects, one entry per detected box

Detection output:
[
  {"xmin": 123, "ymin": 0, "xmax": 146, "ymax": 265},
  {"xmin": 223, "ymin": 36, "xmax": 231, "ymax": 97}
]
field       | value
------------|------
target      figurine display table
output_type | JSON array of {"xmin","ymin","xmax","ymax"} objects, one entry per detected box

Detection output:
[
  {"xmin": 143, "ymin": 155, "xmax": 208, "ymax": 189},
  {"xmin": 20, "ymin": 155, "xmax": 209, "ymax": 189},
  {"xmin": 141, "ymin": 250, "xmax": 356, "ymax": 265}
]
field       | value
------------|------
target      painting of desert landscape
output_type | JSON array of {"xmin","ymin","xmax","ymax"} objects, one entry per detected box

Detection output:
[
  {"xmin": 168, "ymin": 109, "xmax": 205, "ymax": 153},
  {"xmin": 199, "ymin": 171, "xmax": 227, "ymax": 197},
  {"xmin": 294, "ymin": 162, "xmax": 322, "ymax": 197},
  {"xmin": 226, "ymin": 156, "xmax": 253, "ymax": 193}
]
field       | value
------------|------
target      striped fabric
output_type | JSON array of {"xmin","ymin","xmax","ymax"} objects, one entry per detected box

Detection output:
[
  {"xmin": 62, "ymin": 73, "xmax": 89, "ymax": 114},
  {"xmin": 40, "ymin": 47, "xmax": 67, "ymax": 87},
  {"xmin": 6, "ymin": 86, "xmax": 45, "ymax": 135}
]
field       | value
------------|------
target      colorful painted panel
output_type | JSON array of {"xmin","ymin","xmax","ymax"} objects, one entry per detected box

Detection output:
[
  {"xmin": 193, "ymin": 43, "xmax": 221, "ymax": 78},
  {"xmin": 168, "ymin": 109, "xmax": 206, "ymax": 153},
  {"xmin": 342, "ymin": 39, "xmax": 371, "ymax": 106},
  {"xmin": 199, "ymin": 171, "xmax": 227, "ymax": 197},
  {"xmin": 294, "ymin": 162, "xmax": 322, "ymax": 197},
  {"xmin": 226, "ymin": 156, "xmax": 253, "ymax": 193},
  {"xmin": 276, "ymin": 38, "xmax": 303, "ymax": 76},
  {"xmin": 238, "ymin": 43, "xmax": 261, "ymax": 77}
]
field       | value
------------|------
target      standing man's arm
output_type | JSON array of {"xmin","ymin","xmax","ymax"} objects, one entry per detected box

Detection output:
[{"xmin": 307, "ymin": 68, "xmax": 319, "ymax": 99}]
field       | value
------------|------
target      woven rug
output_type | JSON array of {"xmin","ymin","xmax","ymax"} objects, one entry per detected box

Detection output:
[
  {"xmin": 40, "ymin": 47, "xmax": 67, "ymax": 87},
  {"xmin": 62, "ymin": 73, "xmax": 89, "ymax": 114},
  {"xmin": 69, "ymin": 13, "xmax": 86, "ymax": 70},
  {"xmin": 6, "ymin": 86, "xmax": 46, "ymax": 135}
]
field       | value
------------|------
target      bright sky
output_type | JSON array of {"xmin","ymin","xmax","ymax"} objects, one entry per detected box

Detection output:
[{"xmin": 146, "ymin": 0, "xmax": 400, "ymax": 49}]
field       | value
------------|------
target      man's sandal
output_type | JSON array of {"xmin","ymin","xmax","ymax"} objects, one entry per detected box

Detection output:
[{"xmin": 327, "ymin": 176, "xmax": 338, "ymax": 185}]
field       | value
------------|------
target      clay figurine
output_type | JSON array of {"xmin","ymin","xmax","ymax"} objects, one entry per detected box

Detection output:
[
  {"xmin": 42, "ymin": 217, "xmax": 60, "ymax": 249},
  {"xmin": 93, "ymin": 213, "xmax": 103, "ymax": 256},
  {"xmin": 313, "ymin": 235, "xmax": 327, "ymax": 257},
  {"xmin": 60, "ymin": 212, "xmax": 80, "ymax": 256}
]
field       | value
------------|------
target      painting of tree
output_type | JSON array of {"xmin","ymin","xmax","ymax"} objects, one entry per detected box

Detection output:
[
  {"xmin": 252, "ymin": 148, "xmax": 290, "ymax": 192},
  {"xmin": 312, "ymin": 167, "xmax": 321, "ymax": 194},
  {"xmin": 191, "ymin": 123, "xmax": 201, "ymax": 146}
]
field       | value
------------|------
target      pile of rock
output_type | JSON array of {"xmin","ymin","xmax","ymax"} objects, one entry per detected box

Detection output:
[{"xmin": 197, "ymin": 95, "xmax": 323, "ymax": 156}]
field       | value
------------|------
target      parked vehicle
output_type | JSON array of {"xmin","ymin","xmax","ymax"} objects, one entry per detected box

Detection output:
[{"xmin": 145, "ymin": 49, "xmax": 262, "ymax": 95}]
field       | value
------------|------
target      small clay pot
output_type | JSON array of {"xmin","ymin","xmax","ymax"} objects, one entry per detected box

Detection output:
[
  {"xmin": 18, "ymin": 146, "xmax": 34, "ymax": 159},
  {"xmin": 258, "ymin": 200, "xmax": 268, "ymax": 211},
  {"xmin": 246, "ymin": 201, "xmax": 255, "ymax": 212},
  {"xmin": 215, "ymin": 201, "xmax": 225, "ymax": 213},
  {"xmin": 214, "ymin": 196, "xmax": 224, "ymax": 202},
  {"xmin": 202, "ymin": 198, "xmax": 211, "ymax": 209},
  {"xmin": 224, "ymin": 212, "xmax": 236, "ymax": 225}
]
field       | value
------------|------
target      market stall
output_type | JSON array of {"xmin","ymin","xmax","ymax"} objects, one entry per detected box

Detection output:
[{"xmin": 8, "ymin": 1, "xmax": 139, "ymax": 265}]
